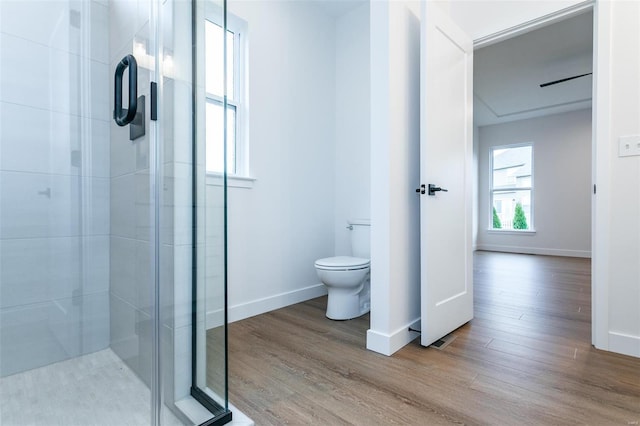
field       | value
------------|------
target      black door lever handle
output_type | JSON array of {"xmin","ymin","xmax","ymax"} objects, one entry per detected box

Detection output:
[{"xmin": 428, "ymin": 184, "xmax": 448, "ymax": 196}]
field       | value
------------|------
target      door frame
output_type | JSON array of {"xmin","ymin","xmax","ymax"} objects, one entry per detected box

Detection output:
[{"xmin": 469, "ymin": 0, "xmax": 607, "ymax": 350}]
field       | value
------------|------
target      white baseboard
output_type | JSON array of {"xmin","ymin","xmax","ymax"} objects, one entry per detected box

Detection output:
[
  {"xmin": 609, "ymin": 331, "xmax": 640, "ymax": 358},
  {"xmin": 366, "ymin": 318, "xmax": 421, "ymax": 356},
  {"xmin": 476, "ymin": 244, "xmax": 591, "ymax": 258},
  {"xmin": 206, "ymin": 283, "xmax": 328, "ymax": 329}
]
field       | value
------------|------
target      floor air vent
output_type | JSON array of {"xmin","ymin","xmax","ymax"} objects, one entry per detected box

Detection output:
[{"xmin": 429, "ymin": 334, "xmax": 456, "ymax": 350}]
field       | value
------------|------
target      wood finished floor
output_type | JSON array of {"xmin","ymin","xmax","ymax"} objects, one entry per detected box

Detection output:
[{"xmin": 218, "ymin": 251, "xmax": 640, "ymax": 425}]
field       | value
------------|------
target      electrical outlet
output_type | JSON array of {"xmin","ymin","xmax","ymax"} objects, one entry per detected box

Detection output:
[{"xmin": 619, "ymin": 135, "xmax": 640, "ymax": 157}]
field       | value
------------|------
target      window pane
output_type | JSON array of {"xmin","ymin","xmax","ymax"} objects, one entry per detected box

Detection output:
[
  {"xmin": 205, "ymin": 21, "xmax": 223, "ymax": 96},
  {"xmin": 205, "ymin": 21, "xmax": 235, "ymax": 99},
  {"xmin": 206, "ymin": 102, "xmax": 236, "ymax": 174},
  {"xmin": 227, "ymin": 107, "xmax": 236, "ymax": 172},
  {"xmin": 492, "ymin": 190, "xmax": 531, "ymax": 230},
  {"xmin": 492, "ymin": 145, "xmax": 532, "ymax": 189},
  {"xmin": 226, "ymin": 31, "xmax": 234, "ymax": 100}
]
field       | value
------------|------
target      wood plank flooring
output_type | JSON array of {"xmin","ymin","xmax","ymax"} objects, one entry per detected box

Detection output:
[{"xmin": 213, "ymin": 251, "xmax": 640, "ymax": 425}]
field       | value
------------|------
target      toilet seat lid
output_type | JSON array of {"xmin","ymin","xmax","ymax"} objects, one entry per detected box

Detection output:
[{"xmin": 315, "ymin": 256, "xmax": 370, "ymax": 269}]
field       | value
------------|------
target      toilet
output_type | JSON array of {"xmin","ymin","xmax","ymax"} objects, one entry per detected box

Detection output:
[{"xmin": 315, "ymin": 219, "xmax": 371, "ymax": 320}]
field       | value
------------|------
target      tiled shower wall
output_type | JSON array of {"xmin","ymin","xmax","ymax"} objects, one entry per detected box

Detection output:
[
  {"xmin": 108, "ymin": 0, "xmax": 155, "ymax": 386},
  {"xmin": 0, "ymin": 0, "xmax": 111, "ymax": 376}
]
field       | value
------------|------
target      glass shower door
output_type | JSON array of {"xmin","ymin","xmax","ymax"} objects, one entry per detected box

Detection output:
[
  {"xmin": 0, "ymin": 0, "xmax": 161, "ymax": 424},
  {"xmin": 0, "ymin": 0, "xmax": 230, "ymax": 424}
]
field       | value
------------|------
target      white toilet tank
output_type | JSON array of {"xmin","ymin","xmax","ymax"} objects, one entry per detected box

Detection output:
[{"xmin": 348, "ymin": 219, "xmax": 371, "ymax": 258}]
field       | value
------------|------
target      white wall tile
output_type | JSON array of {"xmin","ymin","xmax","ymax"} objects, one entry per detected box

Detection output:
[
  {"xmin": 0, "ymin": 172, "xmax": 108, "ymax": 238},
  {"xmin": 110, "ymin": 236, "xmax": 152, "ymax": 314},
  {"xmin": 109, "ymin": 294, "xmax": 141, "ymax": 372},
  {"xmin": 109, "ymin": 0, "xmax": 139, "ymax": 59},
  {"xmin": 44, "ymin": 235, "xmax": 110, "ymax": 298},
  {"xmin": 161, "ymin": 164, "xmax": 175, "ymax": 246},
  {"xmin": 0, "ymin": 1, "xmax": 71, "ymax": 49},
  {"xmin": 82, "ymin": 236, "xmax": 111, "ymax": 294},
  {"xmin": 48, "ymin": 291, "xmax": 110, "ymax": 357},
  {"xmin": 110, "ymin": 236, "xmax": 137, "ymax": 307},
  {"xmin": 0, "ymin": 34, "xmax": 51, "ymax": 108},
  {"xmin": 0, "ymin": 239, "xmax": 52, "ymax": 308},
  {"xmin": 110, "ymin": 171, "xmax": 151, "ymax": 240},
  {"xmin": 162, "ymin": 79, "xmax": 176, "ymax": 166},
  {"xmin": 79, "ymin": 291, "xmax": 110, "ymax": 353},
  {"xmin": 0, "ymin": 236, "xmax": 109, "ymax": 309},
  {"xmin": 0, "ymin": 34, "xmax": 109, "ymax": 120},
  {"xmin": 0, "ymin": 303, "xmax": 69, "ymax": 376},
  {"xmin": 160, "ymin": 243, "xmax": 175, "ymax": 328},
  {"xmin": 173, "ymin": 245, "xmax": 192, "ymax": 329},
  {"xmin": 173, "ymin": 325, "xmax": 192, "ymax": 400},
  {"xmin": 0, "ymin": 1, "xmax": 109, "ymax": 63},
  {"xmin": 0, "ymin": 103, "xmax": 110, "ymax": 178},
  {"xmin": 173, "ymin": 162, "xmax": 192, "ymax": 246},
  {"xmin": 109, "ymin": 294, "xmax": 153, "ymax": 386},
  {"xmin": 86, "ymin": 176, "xmax": 111, "ymax": 235},
  {"xmin": 88, "ymin": 119, "xmax": 111, "ymax": 177},
  {"xmin": 89, "ymin": 2, "xmax": 110, "ymax": 64},
  {"xmin": 172, "ymin": 80, "xmax": 193, "ymax": 164},
  {"xmin": 110, "ymin": 121, "xmax": 139, "ymax": 178},
  {"xmin": 1, "ymin": 102, "xmax": 77, "ymax": 175},
  {"xmin": 87, "ymin": 60, "xmax": 111, "ymax": 121},
  {"xmin": 110, "ymin": 174, "xmax": 134, "ymax": 237}
]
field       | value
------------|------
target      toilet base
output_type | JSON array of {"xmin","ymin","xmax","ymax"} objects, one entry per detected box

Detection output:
[{"xmin": 325, "ymin": 284, "xmax": 371, "ymax": 321}]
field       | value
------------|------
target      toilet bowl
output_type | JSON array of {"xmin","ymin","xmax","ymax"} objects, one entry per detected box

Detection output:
[
  {"xmin": 315, "ymin": 256, "xmax": 370, "ymax": 320},
  {"xmin": 315, "ymin": 219, "xmax": 371, "ymax": 320}
]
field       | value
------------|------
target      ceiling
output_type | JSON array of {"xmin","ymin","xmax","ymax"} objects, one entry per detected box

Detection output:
[
  {"xmin": 305, "ymin": 0, "xmax": 366, "ymax": 18},
  {"xmin": 474, "ymin": 10, "xmax": 593, "ymax": 127}
]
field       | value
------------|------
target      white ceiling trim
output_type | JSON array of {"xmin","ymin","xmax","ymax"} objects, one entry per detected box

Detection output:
[
  {"xmin": 476, "ymin": 93, "xmax": 593, "ymax": 119},
  {"xmin": 473, "ymin": 0, "xmax": 594, "ymax": 49}
]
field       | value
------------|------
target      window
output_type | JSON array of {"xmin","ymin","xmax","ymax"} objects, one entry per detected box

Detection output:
[
  {"xmin": 490, "ymin": 144, "xmax": 533, "ymax": 231},
  {"xmin": 205, "ymin": 13, "xmax": 247, "ymax": 176}
]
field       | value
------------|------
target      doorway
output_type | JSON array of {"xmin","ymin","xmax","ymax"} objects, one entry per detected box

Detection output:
[{"xmin": 472, "ymin": 7, "xmax": 595, "ymax": 344}]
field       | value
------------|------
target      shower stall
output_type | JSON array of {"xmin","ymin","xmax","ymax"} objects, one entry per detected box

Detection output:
[{"xmin": 0, "ymin": 0, "xmax": 231, "ymax": 424}]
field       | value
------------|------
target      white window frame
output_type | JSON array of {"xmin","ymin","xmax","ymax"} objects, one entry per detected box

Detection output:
[
  {"xmin": 489, "ymin": 142, "xmax": 535, "ymax": 233},
  {"xmin": 204, "ymin": 8, "xmax": 252, "ymax": 185}
]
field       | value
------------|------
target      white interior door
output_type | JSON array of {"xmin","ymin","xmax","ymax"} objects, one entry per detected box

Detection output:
[{"xmin": 419, "ymin": 3, "xmax": 474, "ymax": 347}]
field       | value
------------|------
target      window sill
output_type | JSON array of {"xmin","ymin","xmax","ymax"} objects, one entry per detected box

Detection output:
[
  {"xmin": 487, "ymin": 229, "xmax": 536, "ymax": 235},
  {"xmin": 206, "ymin": 173, "xmax": 255, "ymax": 189}
]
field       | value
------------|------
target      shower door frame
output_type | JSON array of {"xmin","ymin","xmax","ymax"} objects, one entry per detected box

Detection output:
[{"xmin": 187, "ymin": 0, "xmax": 232, "ymax": 423}]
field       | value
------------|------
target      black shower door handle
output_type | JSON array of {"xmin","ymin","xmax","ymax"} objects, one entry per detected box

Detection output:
[{"xmin": 113, "ymin": 54, "xmax": 138, "ymax": 126}]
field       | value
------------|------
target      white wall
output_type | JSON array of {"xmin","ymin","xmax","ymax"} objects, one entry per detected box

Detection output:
[
  {"xmin": 220, "ymin": 1, "xmax": 337, "ymax": 322},
  {"xmin": 448, "ymin": 0, "xmax": 586, "ymax": 41},
  {"xmin": 334, "ymin": 4, "xmax": 371, "ymax": 255},
  {"xmin": 473, "ymin": 124, "xmax": 480, "ymax": 249},
  {"xmin": 593, "ymin": 0, "xmax": 640, "ymax": 358},
  {"xmin": 477, "ymin": 109, "xmax": 592, "ymax": 257},
  {"xmin": 368, "ymin": 0, "xmax": 422, "ymax": 356}
]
